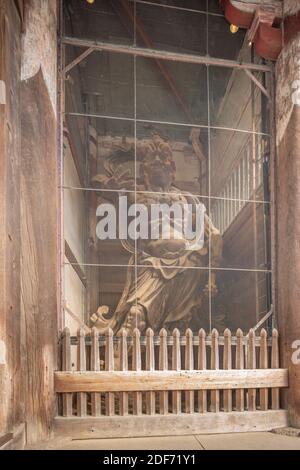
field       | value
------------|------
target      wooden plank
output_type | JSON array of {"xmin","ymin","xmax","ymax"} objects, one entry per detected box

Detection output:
[
  {"xmin": 0, "ymin": 423, "xmax": 26, "ymax": 450},
  {"xmin": 271, "ymin": 329, "xmax": 280, "ymax": 410},
  {"xmin": 63, "ymin": 36, "xmax": 272, "ymax": 72},
  {"xmin": 20, "ymin": 7, "xmax": 58, "ymax": 440},
  {"xmin": 198, "ymin": 329, "xmax": 207, "ymax": 413},
  {"xmin": 223, "ymin": 329, "xmax": 232, "ymax": 412},
  {"xmin": 146, "ymin": 328, "xmax": 155, "ymax": 415},
  {"xmin": 54, "ymin": 369, "xmax": 288, "ymax": 393},
  {"xmin": 0, "ymin": 0, "xmax": 22, "ymax": 438},
  {"xmin": 211, "ymin": 329, "xmax": 220, "ymax": 412},
  {"xmin": 90, "ymin": 327, "xmax": 101, "ymax": 416},
  {"xmin": 77, "ymin": 328, "xmax": 87, "ymax": 417},
  {"xmin": 0, "ymin": 433, "xmax": 14, "ymax": 448},
  {"xmin": 119, "ymin": 329, "xmax": 128, "ymax": 416},
  {"xmin": 184, "ymin": 329, "xmax": 194, "ymax": 413},
  {"xmin": 171, "ymin": 328, "xmax": 181, "ymax": 414},
  {"xmin": 248, "ymin": 329, "xmax": 256, "ymax": 411},
  {"xmin": 54, "ymin": 410, "xmax": 289, "ymax": 440},
  {"xmin": 105, "ymin": 328, "xmax": 115, "ymax": 416},
  {"xmin": 259, "ymin": 328, "xmax": 268, "ymax": 411},
  {"xmin": 235, "ymin": 328, "xmax": 244, "ymax": 412},
  {"xmin": 159, "ymin": 329, "xmax": 168, "ymax": 415},
  {"xmin": 62, "ymin": 327, "xmax": 72, "ymax": 417},
  {"xmin": 132, "ymin": 328, "xmax": 142, "ymax": 415}
]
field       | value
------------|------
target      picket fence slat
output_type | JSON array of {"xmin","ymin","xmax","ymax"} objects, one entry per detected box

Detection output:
[
  {"xmin": 271, "ymin": 329, "xmax": 280, "ymax": 410},
  {"xmin": 119, "ymin": 329, "xmax": 128, "ymax": 416},
  {"xmin": 105, "ymin": 328, "xmax": 115, "ymax": 416},
  {"xmin": 223, "ymin": 329, "xmax": 232, "ymax": 412},
  {"xmin": 91, "ymin": 327, "xmax": 101, "ymax": 416},
  {"xmin": 172, "ymin": 328, "xmax": 181, "ymax": 414},
  {"xmin": 62, "ymin": 327, "xmax": 72, "ymax": 417},
  {"xmin": 260, "ymin": 329, "xmax": 268, "ymax": 411},
  {"xmin": 198, "ymin": 329, "xmax": 207, "ymax": 413},
  {"xmin": 248, "ymin": 329, "xmax": 256, "ymax": 411},
  {"xmin": 77, "ymin": 328, "xmax": 87, "ymax": 417},
  {"xmin": 211, "ymin": 329, "xmax": 220, "ymax": 412},
  {"xmin": 146, "ymin": 328, "xmax": 156, "ymax": 415},
  {"xmin": 133, "ymin": 329, "xmax": 142, "ymax": 415},
  {"xmin": 159, "ymin": 329, "xmax": 168, "ymax": 415},
  {"xmin": 235, "ymin": 329, "xmax": 244, "ymax": 412}
]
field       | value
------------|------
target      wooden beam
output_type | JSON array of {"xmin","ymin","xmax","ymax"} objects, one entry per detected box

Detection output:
[
  {"xmin": 54, "ymin": 410, "xmax": 289, "ymax": 439},
  {"xmin": 244, "ymin": 69, "xmax": 270, "ymax": 100},
  {"xmin": 55, "ymin": 368, "xmax": 288, "ymax": 393},
  {"xmin": 64, "ymin": 240, "xmax": 87, "ymax": 287},
  {"xmin": 64, "ymin": 47, "xmax": 94, "ymax": 75},
  {"xmin": 62, "ymin": 36, "xmax": 272, "ymax": 73}
]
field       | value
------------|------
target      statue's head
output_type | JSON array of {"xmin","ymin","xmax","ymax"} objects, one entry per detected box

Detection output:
[{"xmin": 140, "ymin": 132, "xmax": 176, "ymax": 190}]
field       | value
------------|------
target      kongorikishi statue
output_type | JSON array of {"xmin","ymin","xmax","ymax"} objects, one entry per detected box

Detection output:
[{"xmin": 91, "ymin": 132, "xmax": 223, "ymax": 335}]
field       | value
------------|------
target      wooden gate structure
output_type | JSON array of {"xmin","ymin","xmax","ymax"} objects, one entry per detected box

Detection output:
[{"xmin": 54, "ymin": 327, "xmax": 288, "ymax": 438}]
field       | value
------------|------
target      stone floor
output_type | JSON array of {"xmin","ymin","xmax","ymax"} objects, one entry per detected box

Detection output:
[{"xmin": 27, "ymin": 432, "xmax": 300, "ymax": 450}]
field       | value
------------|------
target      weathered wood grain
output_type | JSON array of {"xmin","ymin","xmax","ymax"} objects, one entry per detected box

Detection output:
[
  {"xmin": 198, "ymin": 329, "xmax": 207, "ymax": 413},
  {"xmin": 211, "ymin": 329, "xmax": 220, "ymax": 412},
  {"xmin": 159, "ymin": 329, "xmax": 168, "ymax": 415},
  {"xmin": 54, "ymin": 369, "xmax": 288, "ymax": 393},
  {"xmin": 171, "ymin": 329, "xmax": 181, "ymax": 414},
  {"xmin": 146, "ymin": 328, "xmax": 155, "ymax": 415},
  {"xmin": 90, "ymin": 327, "xmax": 101, "ymax": 416},
  {"xmin": 235, "ymin": 329, "xmax": 244, "ymax": 412},
  {"xmin": 62, "ymin": 328, "xmax": 72, "ymax": 417},
  {"xmin": 54, "ymin": 410, "xmax": 289, "ymax": 439},
  {"xmin": 271, "ymin": 329, "xmax": 280, "ymax": 410},
  {"xmin": 119, "ymin": 329, "xmax": 128, "ymax": 416}
]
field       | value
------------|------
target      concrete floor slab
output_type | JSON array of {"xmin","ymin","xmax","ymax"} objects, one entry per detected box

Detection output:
[
  {"xmin": 26, "ymin": 432, "xmax": 300, "ymax": 450},
  {"xmin": 28, "ymin": 435, "xmax": 202, "ymax": 450},
  {"xmin": 196, "ymin": 432, "xmax": 300, "ymax": 450}
]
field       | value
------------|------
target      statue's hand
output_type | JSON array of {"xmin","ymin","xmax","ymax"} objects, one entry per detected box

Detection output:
[
  {"xmin": 143, "ymin": 239, "xmax": 187, "ymax": 259},
  {"xmin": 93, "ymin": 168, "xmax": 134, "ymax": 190}
]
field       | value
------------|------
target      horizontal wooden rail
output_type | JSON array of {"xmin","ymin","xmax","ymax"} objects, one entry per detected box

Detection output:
[
  {"xmin": 55, "ymin": 369, "xmax": 288, "ymax": 393},
  {"xmin": 54, "ymin": 410, "xmax": 289, "ymax": 439},
  {"xmin": 69, "ymin": 335, "xmax": 272, "ymax": 347}
]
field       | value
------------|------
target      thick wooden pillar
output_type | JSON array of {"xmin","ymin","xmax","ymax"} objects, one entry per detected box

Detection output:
[
  {"xmin": 20, "ymin": 0, "xmax": 58, "ymax": 444},
  {"xmin": 276, "ymin": 0, "xmax": 300, "ymax": 428},
  {"xmin": 0, "ymin": 0, "xmax": 24, "ymax": 446}
]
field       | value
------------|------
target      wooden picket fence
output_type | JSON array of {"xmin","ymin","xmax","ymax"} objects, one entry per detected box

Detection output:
[{"xmin": 54, "ymin": 327, "xmax": 289, "ymax": 438}]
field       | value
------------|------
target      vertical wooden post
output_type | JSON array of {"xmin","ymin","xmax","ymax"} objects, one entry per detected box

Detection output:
[
  {"xmin": 185, "ymin": 329, "xmax": 194, "ymax": 413},
  {"xmin": 62, "ymin": 327, "xmax": 72, "ymax": 417},
  {"xmin": 235, "ymin": 328, "xmax": 244, "ymax": 412},
  {"xmin": 159, "ymin": 328, "xmax": 168, "ymax": 414},
  {"xmin": 119, "ymin": 328, "xmax": 128, "ymax": 416},
  {"xmin": 146, "ymin": 328, "xmax": 155, "ymax": 415},
  {"xmin": 91, "ymin": 327, "xmax": 101, "ymax": 416},
  {"xmin": 259, "ymin": 328, "xmax": 268, "ymax": 410},
  {"xmin": 223, "ymin": 329, "xmax": 232, "ymax": 412},
  {"xmin": 132, "ymin": 328, "xmax": 142, "ymax": 415},
  {"xmin": 198, "ymin": 329, "xmax": 207, "ymax": 413},
  {"xmin": 248, "ymin": 328, "xmax": 256, "ymax": 411},
  {"xmin": 105, "ymin": 328, "xmax": 115, "ymax": 416},
  {"xmin": 211, "ymin": 329, "xmax": 220, "ymax": 412},
  {"xmin": 271, "ymin": 328, "xmax": 280, "ymax": 410},
  {"xmin": 172, "ymin": 328, "xmax": 181, "ymax": 414},
  {"xmin": 77, "ymin": 328, "xmax": 87, "ymax": 417}
]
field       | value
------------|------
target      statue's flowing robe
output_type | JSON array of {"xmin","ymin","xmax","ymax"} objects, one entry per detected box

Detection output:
[{"xmin": 112, "ymin": 190, "xmax": 210, "ymax": 332}]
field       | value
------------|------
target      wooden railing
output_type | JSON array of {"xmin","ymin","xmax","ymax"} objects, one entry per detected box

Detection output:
[{"xmin": 54, "ymin": 327, "xmax": 288, "ymax": 438}]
